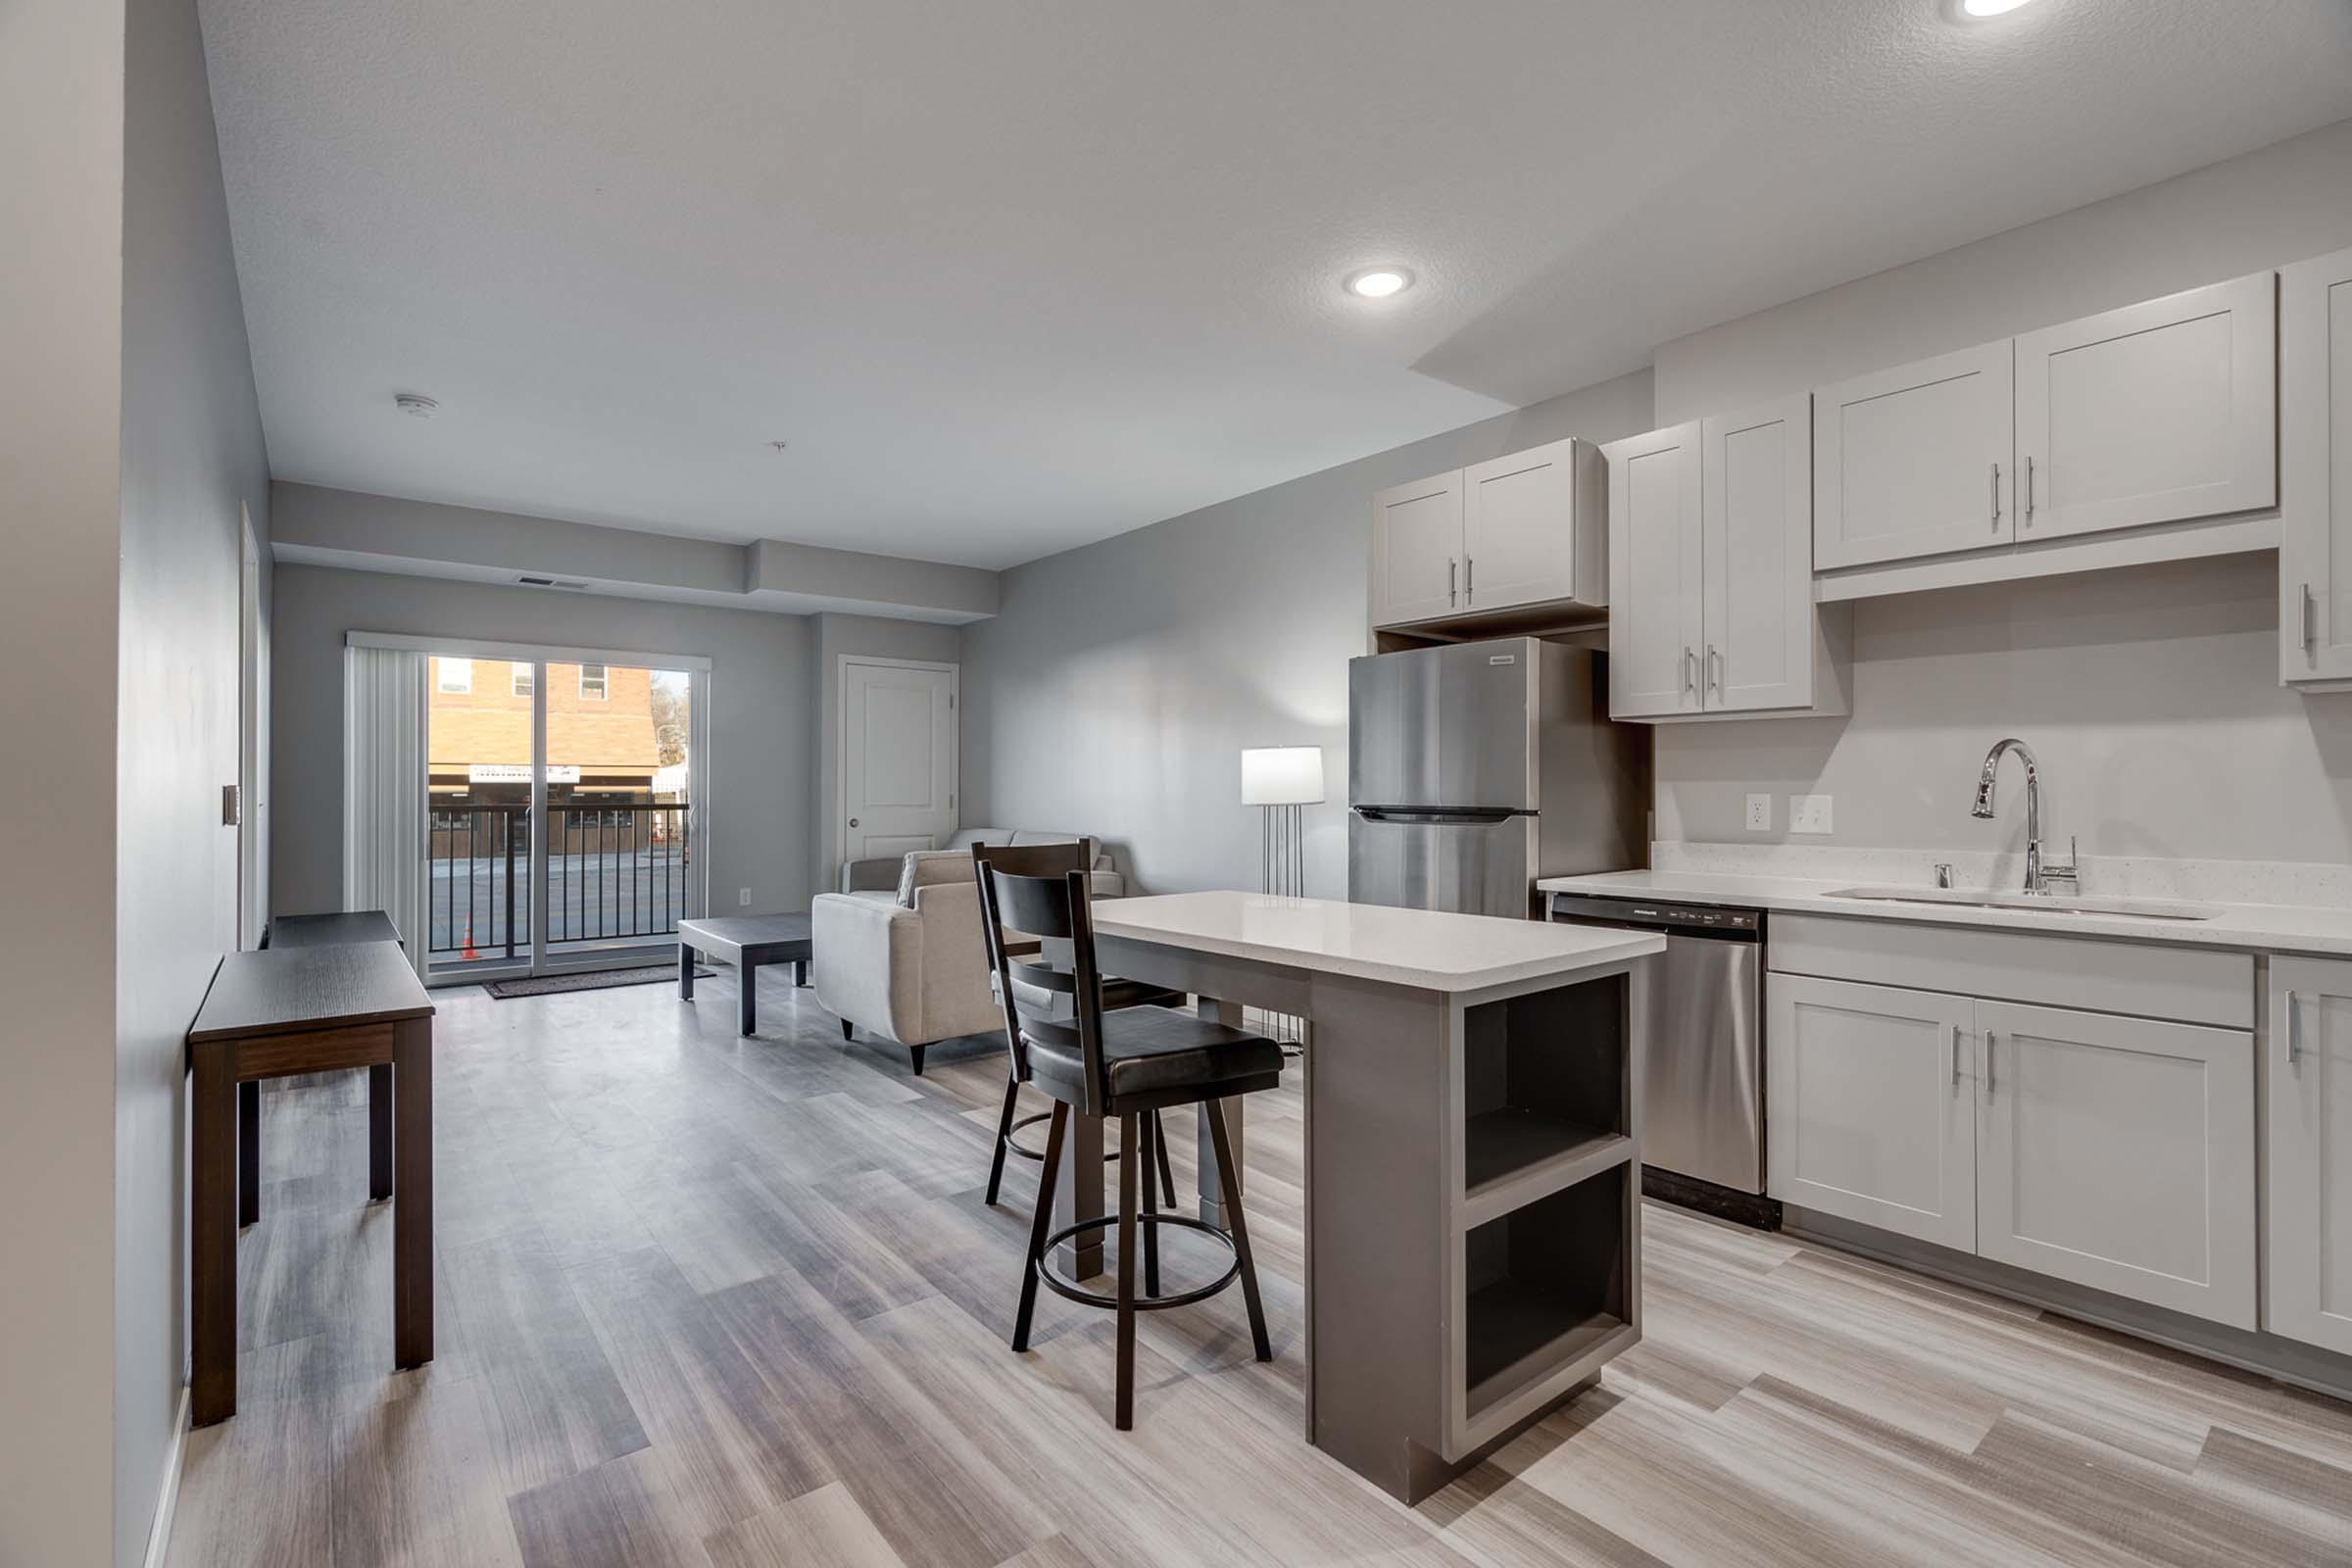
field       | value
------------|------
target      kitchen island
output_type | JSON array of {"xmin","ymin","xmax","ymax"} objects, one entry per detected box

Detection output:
[{"xmin": 1077, "ymin": 891, "xmax": 1662, "ymax": 1503}]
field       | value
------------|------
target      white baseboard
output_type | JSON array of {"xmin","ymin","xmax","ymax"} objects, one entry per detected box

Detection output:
[{"xmin": 140, "ymin": 1386, "xmax": 190, "ymax": 1568}]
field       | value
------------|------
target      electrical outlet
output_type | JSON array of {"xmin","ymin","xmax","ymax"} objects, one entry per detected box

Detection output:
[
  {"xmin": 1744, "ymin": 793, "xmax": 1772, "ymax": 832},
  {"xmin": 1789, "ymin": 794, "xmax": 1834, "ymax": 835},
  {"xmin": 738, "ymin": 887, "xmax": 753, "ymax": 906}
]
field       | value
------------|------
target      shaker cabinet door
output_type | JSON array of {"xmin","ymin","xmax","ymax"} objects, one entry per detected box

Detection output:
[
  {"xmin": 2267, "ymin": 958, "xmax": 2352, "ymax": 1355},
  {"xmin": 1602, "ymin": 423, "xmax": 1702, "ymax": 719},
  {"xmin": 1814, "ymin": 340, "xmax": 2015, "ymax": 570},
  {"xmin": 1701, "ymin": 395, "xmax": 1813, "ymax": 712},
  {"xmin": 2281, "ymin": 248, "xmax": 2352, "ymax": 685},
  {"xmin": 2015, "ymin": 271, "xmax": 2276, "ymax": 546},
  {"xmin": 1463, "ymin": 437, "xmax": 1585, "ymax": 612},
  {"xmin": 1975, "ymin": 1000, "xmax": 2255, "ymax": 1329},
  {"xmin": 1766, "ymin": 974, "xmax": 1977, "ymax": 1251},
  {"xmin": 1371, "ymin": 470, "xmax": 1464, "ymax": 628}
]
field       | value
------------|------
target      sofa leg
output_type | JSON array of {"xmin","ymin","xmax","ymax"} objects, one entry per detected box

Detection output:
[
  {"xmin": 840, "ymin": 1018, "xmax": 854, "ymax": 1041},
  {"xmin": 909, "ymin": 1044, "xmax": 928, "ymax": 1077}
]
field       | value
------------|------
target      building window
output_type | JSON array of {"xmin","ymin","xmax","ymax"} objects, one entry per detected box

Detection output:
[
  {"xmin": 437, "ymin": 657, "xmax": 472, "ymax": 694},
  {"xmin": 511, "ymin": 662, "xmax": 534, "ymax": 697},
  {"xmin": 579, "ymin": 662, "xmax": 608, "ymax": 701}
]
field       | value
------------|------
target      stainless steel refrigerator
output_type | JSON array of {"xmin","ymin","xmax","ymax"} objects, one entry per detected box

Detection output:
[{"xmin": 1348, "ymin": 638, "xmax": 1648, "ymax": 918}]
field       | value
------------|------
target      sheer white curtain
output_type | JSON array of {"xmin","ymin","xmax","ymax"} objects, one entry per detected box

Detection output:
[{"xmin": 344, "ymin": 644, "xmax": 428, "ymax": 982}]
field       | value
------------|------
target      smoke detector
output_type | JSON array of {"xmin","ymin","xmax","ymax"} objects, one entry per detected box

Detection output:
[{"xmin": 394, "ymin": 392, "xmax": 439, "ymax": 418}]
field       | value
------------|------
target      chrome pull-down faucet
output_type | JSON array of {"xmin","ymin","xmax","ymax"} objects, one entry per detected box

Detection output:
[{"xmin": 1970, "ymin": 738, "xmax": 2078, "ymax": 896}]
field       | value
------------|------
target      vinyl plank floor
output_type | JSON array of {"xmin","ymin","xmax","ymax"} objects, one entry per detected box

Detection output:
[{"xmin": 165, "ymin": 975, "xmax": 2352, "ymax": 1568}]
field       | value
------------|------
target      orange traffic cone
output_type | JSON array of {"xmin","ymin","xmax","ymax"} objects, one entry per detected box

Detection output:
[{"xmin": 462, "ymin": 916, "xmax": 479, "ymax": 961}]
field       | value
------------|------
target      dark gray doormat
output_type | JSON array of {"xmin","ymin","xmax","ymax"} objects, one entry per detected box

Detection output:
[{"xmin": 483, "ymin": 966, "xmax": 711, "ymax": 1000}]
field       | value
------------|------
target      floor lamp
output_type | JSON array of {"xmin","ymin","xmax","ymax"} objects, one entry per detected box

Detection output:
[{"xmin": 1241, "ymin": 746, "xmax": 1322, "ymax": 1049}]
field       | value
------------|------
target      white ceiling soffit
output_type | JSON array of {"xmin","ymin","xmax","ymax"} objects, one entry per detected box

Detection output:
[{"xmin": 202, "ymin": 0, "xmax": 2352, "ymax": 570}]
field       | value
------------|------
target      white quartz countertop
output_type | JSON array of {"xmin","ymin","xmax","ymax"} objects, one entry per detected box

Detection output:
[
  {"xmin": 1538, "ymin": 868, "xmax": 2352, "ymax": 957},
  {"xmin": 1092, "ymin": 891, "xmax": 1663, "ymax": 993}
]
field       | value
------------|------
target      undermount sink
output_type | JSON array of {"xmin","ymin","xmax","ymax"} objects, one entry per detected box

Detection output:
[{"xmin": 1823, "ymin": 886, "xmax": 2223, "ymax": 922}]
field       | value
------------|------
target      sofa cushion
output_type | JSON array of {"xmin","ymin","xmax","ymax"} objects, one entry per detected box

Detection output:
[{"xmin": 896, "ymin": 850, "xmax": 977, "ymax": 907}]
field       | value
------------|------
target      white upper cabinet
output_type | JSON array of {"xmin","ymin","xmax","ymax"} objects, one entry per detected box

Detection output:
[
  {"xmin": 1602, "ymin": 422, "xmax": 1702, "ymax": 718},
  {"xmin": 1462, "ymin": 437, "xmax": 1602, "ymax": 614},
  {"xmin": 2014, "ymin": 272, "xmax": 2276, "ymax": 545},
  {"xmin": 1370, "ymin": 470, "xmax": 1464, "ymax": 627},
  {"xmin": 1767, "ymin": 973, "xmax": 1978, "ymax": 1252},
  {"xmin": 2281, "ymin": 246, "xmax": 2352, "ymax": 687},
  {"xmin": 1370, "ymin": 441, "xmax": 1602, "ymax": 630},
  {"xmin": 1974, "ymin": 1000, "xmax": 2255, "ymax": 1330},
  {"xmin": 1814, "ymin": 341, "xmax": 2015, "ymax": 570},
  {"xmin": 1702, "ymin": 395, "xmax": 1814, "ymax": 713},
  {"xmin": 2267, "ymin": 957, "xmax": 2352, "ymax": 1355}
]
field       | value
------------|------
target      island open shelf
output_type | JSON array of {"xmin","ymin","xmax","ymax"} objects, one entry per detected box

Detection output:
[
  {"xmin": 1462, "ymin": 1164, "xmax": 1635, "ymax": 1420},
  {"xmin": 1461, "ymin": 973, "xmax": 1631, "ymax": 1219}
]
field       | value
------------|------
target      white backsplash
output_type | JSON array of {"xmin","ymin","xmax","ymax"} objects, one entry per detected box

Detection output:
[{"xmin": 1651, "ymin": 842, "xmax": 2352, "ymax": 911}]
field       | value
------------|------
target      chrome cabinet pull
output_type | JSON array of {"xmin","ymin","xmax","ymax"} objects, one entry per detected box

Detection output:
[
  {"xmin": 1707, "ymin": 644, "xmax": 1722, "ymax": 693},
  {"xmin": 1950, "ymin": 1023, "xmax": 1962, "ymax": 1090},
  {"xmin": 2024, "ymin": 456, "xmax": 2035, "ymax": 524},
  {"xmin": 1982, "ymin": 1030, "xmax": 1995, "ymax": 1101},
  {"xmin": 1683, "ymin": 647, "xmax": 1695, "ymax": 695},
  {"xmin": 1465, "ymin": 556, "xmax": 1474, "ymax": 604},
  {"xmin": 1448, "ymin": 558, "xmax": 1457, "ymax": 606},
  {"xmin": 2285, "ymin": 990, "xmax": 2302, "ymax": 1070},
  {"xmin": 2303, "ymin": 584, "xmax": 2319, "ymax": 652},
  {"xmin": 1991, "ymin": 462, "xmax": 2001, "ymax": 527}
]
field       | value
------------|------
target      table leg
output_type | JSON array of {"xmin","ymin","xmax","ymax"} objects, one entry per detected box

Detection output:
[
  {"xmin": 679, "ymin": 943, "xmax": 696, "ymax": 1001},
  {"xmin": 1196, "ymin": 995, "xmax": 1245, "ymax": 1228},
  {"xmin": 191, "ymin": 1050, "xmax": 237, "ymax": 1425},
  {"xmin": 738, "ymin": 958, "xmax": 759, "ymax": 1036},
  {"xmin": 1053, "ymin": 1111, "xmax": 1106, "ymax": 1280},
  {"xmin": 368, "ymin": 1062, "xmax": 393, "ymax": 1200},
  {"xmin": 393, "ymin": 1015, "xmax": 434, "ymax": 1369},
  {"xmin": 238, "ymin": 1080, "xmax": 261, "ymax": 1227},
  {"xmin": 794, "ymin": 957, "xmax": 808, "ymax": 988}
]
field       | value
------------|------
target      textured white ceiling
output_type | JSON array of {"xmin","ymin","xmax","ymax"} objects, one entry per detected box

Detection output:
[{"xmin": 201, "ymin": 0, "xmax": 2352, "ymax": 569}]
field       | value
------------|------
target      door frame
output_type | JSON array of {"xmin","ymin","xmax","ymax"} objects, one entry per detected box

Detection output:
[
  {"xmin": 836, "ymin": 654, "xmax": 958, "ymax": 878},
  {"xmin": 237, "ymin": 505, "xmax": 268, "ymax": 950},
  {"xmin": 349, "ymin": 631, "xmax": 711, "ymax": 983}
]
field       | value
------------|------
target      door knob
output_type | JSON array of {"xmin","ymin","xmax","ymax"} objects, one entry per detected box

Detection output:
[{"xmin": 849, "ymin": 817, "xmax": 859, "ymax": 828}]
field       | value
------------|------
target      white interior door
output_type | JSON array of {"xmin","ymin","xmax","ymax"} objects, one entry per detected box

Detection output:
[
  {"xmin": 1976, "ymin": 999, "xmax": 2255, "ymax": 1329},
  {"xmin": 1702, "ymin": 395, "xmax": 1812, "ymax": 713},
  {"xmin": 1813, "ymin": 340, "xmax": 2014, "ymax": 570},
  {"xmin": 2014, "ymin": 271, "xmax": 2276, "ymax": 544},
  {"xmin": 843, "ymin": 659, "xmax": 957, "ymax": 863},
  {"xmin": 2268, "ymin": 958, "xmax": 2352, "ymax": 1354}
]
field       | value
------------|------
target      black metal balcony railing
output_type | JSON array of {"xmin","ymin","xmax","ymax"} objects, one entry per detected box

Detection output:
[{"xmin": 427, "ymin": 803, "xmax": 690, "ymax": 960}]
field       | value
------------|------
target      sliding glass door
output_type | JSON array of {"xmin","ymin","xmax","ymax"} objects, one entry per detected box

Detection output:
[{"xmin": 421, "ymin": 644, "xmax": 705, "ymax": 985}]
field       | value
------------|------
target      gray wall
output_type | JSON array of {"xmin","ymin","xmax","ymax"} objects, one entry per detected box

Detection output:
[
  {"xmin": 1649, "ymin": 117, "xmax": 2352, "ymax": 863},
  {"xmin": 270, "ymin": 564, "xmax": 818, "ymax": 921},
  {"xmin": 0, "ymin": 1, "xmax": 124, "ymax": 1562},
  {"xmin": 114, "ymin": 4, "xmax": 275, "ymax": 1564},
  {"xmin": 811, "ymin": 613, "xmax": 963, "ymax": 897},
  {"xmin": 960, "ymin": 371, "xmax": 1654, "ymax": 897}
]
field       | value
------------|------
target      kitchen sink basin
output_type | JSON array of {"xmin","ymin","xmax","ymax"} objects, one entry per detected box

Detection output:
[{"xmin": 1822, "ymin": 886, "xmax": 2223, "ymax": 922}]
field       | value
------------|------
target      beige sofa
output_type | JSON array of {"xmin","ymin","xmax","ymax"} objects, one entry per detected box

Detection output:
[{"xmin": 812, "ymin": 830, "xmax": 1124, "ymax": 1074}]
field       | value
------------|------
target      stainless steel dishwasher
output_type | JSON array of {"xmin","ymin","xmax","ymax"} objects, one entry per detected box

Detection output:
[{"xmin": 1549, "ymin": 892, "xmax": 1777, "ymax": 1227}]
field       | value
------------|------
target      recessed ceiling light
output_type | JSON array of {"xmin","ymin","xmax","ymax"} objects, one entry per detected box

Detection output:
[
  {"xmin": 1958, "ymin": 0, "xmax": 2040, "ymax": 16},
  {"xmin": 1345, "ymin": 267, "xmax": 1414, "ymax": 300},
  {"xmin": 393, "ymin": 392, "xmax": 438, "ymax": 418}
]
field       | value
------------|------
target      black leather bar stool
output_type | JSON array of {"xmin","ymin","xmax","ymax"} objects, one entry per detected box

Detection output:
[
  {"xmin": 972, "ymin": 841, "xmax": 1181, "ymax": 1209},
  {"xmin": 979, "ymin": 858, "xmax": 1282, "ymax": 1430}
]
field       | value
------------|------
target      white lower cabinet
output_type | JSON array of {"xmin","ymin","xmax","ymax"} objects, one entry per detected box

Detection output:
[
  {"xmin": 1768, "ymin": 972, "xmax": 2257, "ymax": 1328},
  {"xmin": 2269, "ymin": 957, "xmax": 2352, "ymax": 1354},
  {"xmin": 1767, "ymin": 975, "xmax": 1976, "ymax": 1251},
  {"xmin": 1975, "ymin": 1000, "xmax": 2256, "ymax": 1330}
]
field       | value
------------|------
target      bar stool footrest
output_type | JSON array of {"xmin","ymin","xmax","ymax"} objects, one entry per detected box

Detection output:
[
  {"xmin": 1037, "ymin": 1213, "xmax": 1241, "ymax": 1311},
  {"xmin": 1004, "ymin": 1109, "xmax": 1122, "ymax": 1166}
]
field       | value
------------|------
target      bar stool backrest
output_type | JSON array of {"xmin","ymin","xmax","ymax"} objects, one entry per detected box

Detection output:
[{"xmin": 977, "ymin": 854, "xmax": 1110, "ymax": 1116}]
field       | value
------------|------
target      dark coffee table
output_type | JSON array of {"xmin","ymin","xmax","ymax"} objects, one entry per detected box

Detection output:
[{"xmin": 679, "ymin": 912, "xmax": 813, "ymax": 1036}]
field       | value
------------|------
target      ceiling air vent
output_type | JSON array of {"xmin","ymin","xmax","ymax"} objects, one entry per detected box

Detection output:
[{"xmin": 516, "ymin": 575, "xmax": 591, "ymax": 591}]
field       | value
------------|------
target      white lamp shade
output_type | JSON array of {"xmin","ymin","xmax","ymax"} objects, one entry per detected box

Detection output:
[{"xmin": 1241, "ymin": 746, "xmax": 1325, "ymax": 806}]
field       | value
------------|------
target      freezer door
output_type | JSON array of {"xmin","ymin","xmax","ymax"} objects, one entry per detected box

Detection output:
[
  {"xmin": 1348, "ymin": 640, "xmax": 1537, "ymax": 809},
  {"xmin": 1348, "ymin": 809, "xmax": 1536, "ymax": 918}
]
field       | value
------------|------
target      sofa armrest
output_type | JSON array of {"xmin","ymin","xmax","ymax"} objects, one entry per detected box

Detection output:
[
  {"xmin": 839, "ymin": 855, "xmax": 907, "ymax": 894},
  {"xmin": 1088, "ymin": 869, "xmax": 1125, "ymax": 899},
  {"xmin": 810, "ymin": 891, "xmax": 920, "ymax": 1042}
]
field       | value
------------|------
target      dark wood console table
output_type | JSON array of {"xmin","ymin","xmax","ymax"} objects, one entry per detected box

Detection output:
[{"xmin": 186, "ymin": 940, "xmax": 435, "ymax": 1425}]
